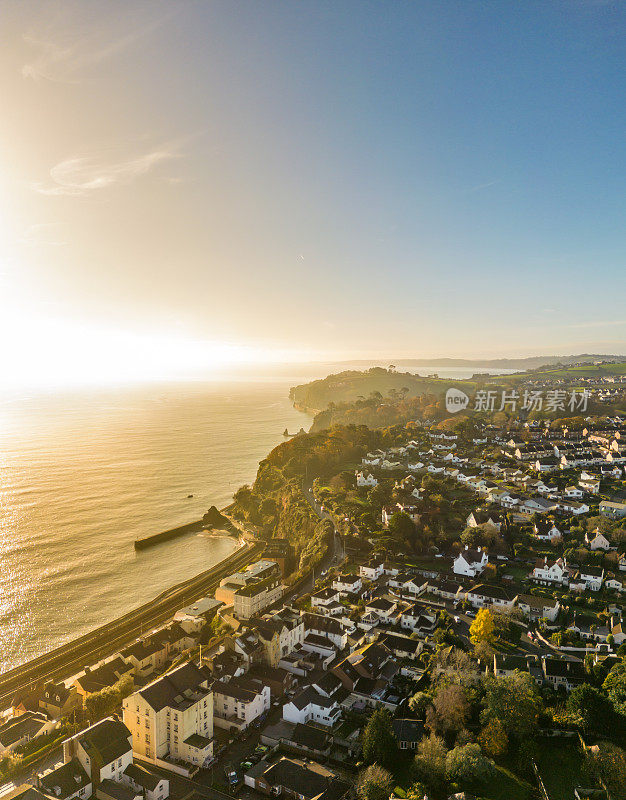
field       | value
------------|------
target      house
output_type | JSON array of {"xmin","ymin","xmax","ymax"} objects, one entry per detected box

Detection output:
[
  {"xmin": 37, "ymin": 759, "xmax": 92, "ymax": 800},
  {"xmin": 59, "ymin": 718, "xmax": 133, "ymax": 793},
  {"xmin": 519, "ymin": 497, "xmax": 557, "ymax": 516},
  {"xmin": 233, "ymin": 573, "xmax": 284, "ymax": 620},
  {"xmin": 215, "ymin": 560, "xmax": 282, "ymax": 607},
  {"xmin": 364, "ymin": 598, "xmax": 397, "ymax": 624},
  {"xmin": 282, "ymin": 687, "xmax": 341, "ymax": 727},
  {"xmin": 39, "ymin": 682, "xmax": 81, "ymax": 720},
  {"xmin": 579, "ymin": 477, "xmax": 601, "ymax": 495},
  {"xmin": 332, "ymin": 574, "xmax": 362, "ymax": 596},
  {"xmin": 380, "ymin": 632, "xmax": 422, "ymax": 661},
  {"xmin": 493, "ymin": 653, "xmax": 533, "ymax": 678},
  {"xmin": 392, "ymin": 718, "xmax": 424, "ymax": 751},
  {"xmin": 73, "ymin": 658, "xmax": 134, "ymax": 699},
  {"xmin": 263, "ymin": 539, "xmax": 296, "ymax": 578},
  {"xmin": 310, "ymin": 587, "xmax": 341, "ymax": 611},
  {"xmin": 516, "ymin": 594, "xmax": 560, "ymax": 622},
  {"xmin": 599, "ymin": 501, "xmax": 626, "ymax": 520},
  {"xmin": 122, "ymin": 764, "xmax": 169, "ymax": 800},
  {"xmin": 464, "ymin": 584, "xmax": 516, "ymax": 611},
  {"xmin": 122, "ymin": 661, "xmax": 214, "ymax": 769},
  {"xmin": 565, "ymin": 486, "xmax": 584, "ymax": 499},
  {"xmin": 173, "ymin": 597, "xmax": 222, "ymax": 633},
  {"xmin": 302, "ymin": 613, "xmax": 348, "ymax": 650},
  {"xmin": 573, "ymin": 566, "xmax": 604, "ymax": 592},
  {"xmin": 605, "ymin": 573, "xmax": 623, "ymax": 592},
  {"xmin": 453, "ymin": 546, "xmax": 488, "ymax": 577},
  {"xmin": 558, "ymin": 500, "xmax": 590, "ymax": 516},
  {"xmin": 400, "ymin": 606, "xmax": 437, "ymax": 636},
  {"xmin": 212, "ymin": 678, "xmax": 270, "ymax": 732},
  {"xmin": 533, "ymin": 519, "xmax": 562, "ymax": 542},
  {"xmin": 332, "ymin": 642, "xmax": 392, "ymax": 690},
  {"xmin": 541, "ymin": 658, "xmax": 585, "ymax": 691},
  {"xmin": 244, "ymin": 756, "xmax": 350, "ymax": 800},
  {"xmin": 0, "ymin": 712, "xmax": 55, "ymax": 757},
  {"xmin": 466, "ymin": 511, "xmax": 502, "ymax": 532},
  {"xmin": 531, "ymin": 556, "xmax": 567, "ymax": 586},
  {"xmin": 359, "ymin": 560, "xmax": 385, "ymax": 581},
  {"xmin": 585, "ymin": 530, "xmax": 610, "ymax": 551},
  {"xmin": 356, "ymin": 471, "xmax": 378, "ymax": 488}
]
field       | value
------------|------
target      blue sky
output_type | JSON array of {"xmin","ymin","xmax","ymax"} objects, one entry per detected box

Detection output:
[{"xmin": 1, "ymin": 0, "xmax": 625, "ymax": 384}]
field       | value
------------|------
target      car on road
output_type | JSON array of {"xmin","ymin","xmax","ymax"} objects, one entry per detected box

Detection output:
[
  {"xmin": 466, "ymin": 610, "xmax": 476, "ymax": 618},
  {"xmin": 225, "ymin": 770, "xmax": 238, "ymax": 786},
  {"xmin": 454, "ymin": 615, "xmax": 460, "ymax": 623},
  {"xmin": 240, "ymin": 761, "xmax": 253, "ymax": 772}
]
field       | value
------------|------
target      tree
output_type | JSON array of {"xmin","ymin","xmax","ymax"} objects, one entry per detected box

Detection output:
[
  {"xmin": 603, "ymin": 660, "xmax": 626, "ymax": 715},
  {"xmin": 356, "ymin": 765, "xmax": 394, "ymax": 800},
  {"xmin": 408, "ymin": 691, "xmax": 431, "ymax": 717},
  {"xmin": 567, "ymin": 683, "xmax": 615, "ymax": 734},
  {"xmin": 445, "ymin": 743, "xmax": 495, "ymax": 785},
  {"xmin": 361, "ymin": 709, "xmax": 397, "ymax": 769},
  {"xmin": 428, "ymin": 684, "xmax": 468, "ymax": 736},
  {"xmin": 470, "ymin": 608, "xmax": 495, "ymax": 646},
  {"xmin": 584, "ymin": 741, "xmax": 626, "ymax": 797},
  {"xmin": 414, "ymin": 732, "xmax": 447, "ymax": 784},
  {"xmin": 478, "ymin": 718, "xmax": 508, "ymax": 756},
  {"xmin": 482, "ymin": 673, "xmax": 541, "ymax": 739}
]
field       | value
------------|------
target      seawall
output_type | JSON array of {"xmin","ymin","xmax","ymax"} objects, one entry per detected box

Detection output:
[{"xmin": 134, "ymin": 519, "xmax": 205, "ymax": 549}]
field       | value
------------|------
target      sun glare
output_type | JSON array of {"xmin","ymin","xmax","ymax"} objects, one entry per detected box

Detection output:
[{"xmin": 0, "ymin": 311, "xmax": 293, "ymax": 391}]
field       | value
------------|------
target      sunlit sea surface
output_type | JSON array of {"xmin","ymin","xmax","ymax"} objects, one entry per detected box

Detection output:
[
  {"xmin": 0, "ymin": 366, "xmax": 514, "ymax": 672},
  {"xmin": 0, "ymin": 380, "xmax": 311, "ymax": 672}
]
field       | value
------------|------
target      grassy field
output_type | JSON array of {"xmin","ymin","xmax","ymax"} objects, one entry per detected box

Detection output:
[
  {"xmin": 534, "ymin": 739, "xmax": 585, "ymax": 800},
  {"xmin": 507, "ymin": 361, "xmax": 626, "ymax": 380}
]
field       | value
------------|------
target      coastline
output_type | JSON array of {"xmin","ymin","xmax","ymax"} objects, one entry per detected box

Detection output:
[{"xmin": 0, "ymin": 533, "xmax": 260, "ymax": 706}]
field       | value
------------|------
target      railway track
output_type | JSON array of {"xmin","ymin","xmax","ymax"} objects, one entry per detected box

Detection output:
[{"xmin": 0, "ymin": 541, "xmax": 263, "ymax": 709}]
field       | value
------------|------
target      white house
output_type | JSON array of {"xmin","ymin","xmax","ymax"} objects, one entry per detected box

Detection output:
[
  {"xmin": 585, "ymin": 530, "xmax": 610, "ymax": 551},
  {"xmin": 453, "ymin": 546, "xmax": 488, "ymax": 577},
  {"xmin": 533, "ymin": 520, "xmax": 562, "ymax": 542},
  {"xmin": 282, "ymin": 687, "xmax": 341, "ymax": 728},
  {"xmin": 332, "ymin": 574, "xmax": 362, "ymax": 596},
  {"xmin": 359, "ymin": 561, "xmax": 385, "ymax": 581},
  {"xmin": 531, "ymin": 556, "xmax": 567, "ymax": 586},
  {"xmin": 565, "ymin": 486, "xmax": 584, "ymax": 499},
  {"xmin": 61, "ymin": 717, "xmax": 134, "ymax": 789},
  {"xmin": 356, "ymin": 471, "xmax": 378, "ymax": 488},
  {"xmin": 516, "ymin": 594, "xmax": 560, "ymax": 622},
  {"xmin": 212, "ymin": 678, "xmax": 270, "ymax": 732}
]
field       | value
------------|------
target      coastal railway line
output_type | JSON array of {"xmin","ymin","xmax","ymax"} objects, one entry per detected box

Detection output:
[{"xmin": 0, "ymin": 541, "xmax": 263, "ymax": 710}]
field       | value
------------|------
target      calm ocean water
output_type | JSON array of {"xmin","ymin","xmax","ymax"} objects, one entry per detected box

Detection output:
[
  {"xmin": 0, "ymin": 365, "xmax": 512, "ymax": 673},
  {"xmin": 0, "ymin": 380, "xmax": 309, "ymax": 672}
]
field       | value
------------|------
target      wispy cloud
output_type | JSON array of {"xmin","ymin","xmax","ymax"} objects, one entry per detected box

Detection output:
[
  {"xmin": 564, "ymin": 319, "xmax": 626, "ymax": 330},
  {"xmin": 22, "ymin": 8, "xmax": 174, "ymax": 83},
  {"xmin": 19, "ymin": 222, "xmax": 66, "ymax": 246},
  {"xmin": 34, "ymin": 147, "xmax": 180, "ymax": 197},
  {"xmin": 463, "ymin": 179, "xmax": 502, "ymax": 195}
]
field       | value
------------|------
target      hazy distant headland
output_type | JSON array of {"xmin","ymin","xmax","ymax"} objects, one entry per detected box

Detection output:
[{"xmin": 289, "ymin": 355, "xmax": 626, "ymax": 418}]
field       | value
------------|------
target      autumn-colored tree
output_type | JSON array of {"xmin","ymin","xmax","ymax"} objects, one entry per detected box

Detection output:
[
  {"xmin": 470, "ymin": 608, "xmax": 495, "ymax": 646},
  {"xmin": 414, "ymin": 732, "xmax": 447, "ymax": 785},
  {"xmin": 427, "ymin": 684, "xmax": 468, "ymax": 736},
  {"xmin": 482, "ymin": 672, "xmax": 541, "ymax": 739},
  {"xmin": 356, "ymin": 765, "xmax": 394, "ymax": 800},
  {"xmin": 478, "ymin": 718, "xmax": 508, "ymax": 756}
]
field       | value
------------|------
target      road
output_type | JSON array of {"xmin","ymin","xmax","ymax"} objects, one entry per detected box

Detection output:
[{"xmin": 0, "ymin": 541, "xmax": 264, "ymax": 711}]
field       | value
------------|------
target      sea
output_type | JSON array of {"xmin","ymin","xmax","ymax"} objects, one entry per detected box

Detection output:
[{"xmin": 0, "ymin": 365, "xmax": 515, "ymax": 673}]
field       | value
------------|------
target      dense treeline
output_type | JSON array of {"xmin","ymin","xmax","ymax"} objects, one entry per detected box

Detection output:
[{"xmin": 232, "ymin": 425, "xmax": 380, "ymax": 582}]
